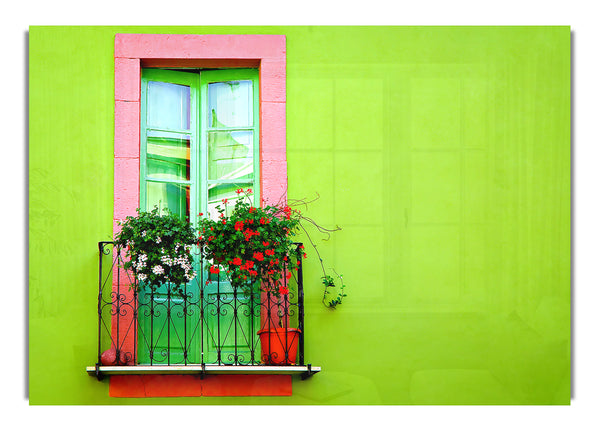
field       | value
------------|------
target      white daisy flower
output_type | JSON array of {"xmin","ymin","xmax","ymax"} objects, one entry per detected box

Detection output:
[{"xmin": 152, "ymin": 265, "xmax": 164, "ymax": 275}]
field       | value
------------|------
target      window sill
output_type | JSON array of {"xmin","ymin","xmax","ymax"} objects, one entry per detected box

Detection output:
[{"xmin": 87, "ymin": 364, "xmax": 320, "ymax": 380}]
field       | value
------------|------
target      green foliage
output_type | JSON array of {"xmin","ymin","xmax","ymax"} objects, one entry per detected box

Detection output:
[
  {"xmin": 197, "ymin": 189, "xmax": 305, "ymax": 295},
  {"xmin": 114, "ymin": 207, "xmax": 197, "ymax": 290},
  {"xmin": 115, "ymin": 194, "xmax": 347, "ymax": 308},
  {"xmin": 322, "ymin": 272, "xmax": 347, "ymax": 309}
]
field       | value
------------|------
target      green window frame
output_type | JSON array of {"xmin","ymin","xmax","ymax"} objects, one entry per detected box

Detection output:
[{"xmin": 140, "ymin": 68, "xmax": 260, "ymax": 221}]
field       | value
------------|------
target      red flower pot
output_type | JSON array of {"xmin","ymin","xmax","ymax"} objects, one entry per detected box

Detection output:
[
  {"xmin": 257, "ymin": 327, "xmax": 301, "ymax": 365},
  {"xmin": 100, "ymin": 347, "xmax": 128, "ymax": 365}
]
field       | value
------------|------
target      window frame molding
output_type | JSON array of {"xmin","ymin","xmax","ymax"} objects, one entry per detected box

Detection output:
[{"xmin": 114, "ymin": 33, "xmax": 287, "ymax": 234}]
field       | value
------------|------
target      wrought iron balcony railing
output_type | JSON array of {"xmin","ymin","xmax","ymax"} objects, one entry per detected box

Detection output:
[{"xmin": 89, "ymin": 241, "xmax": 319, "ymax": 380}]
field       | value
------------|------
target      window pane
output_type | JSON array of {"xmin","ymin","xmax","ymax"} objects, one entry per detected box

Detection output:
[
  {"xmin": 208, "ymin": 81, "xmax": 253, "ymax": 128},
  {"xmin": 207, "ymin": 183, "xmax": 254, "ymax": 220},
  {"xmin": 146, "ymin": 182, "xmax": 190, "ymax": 219},
  {"xmin": 146, "ymin": 132, "xmax": 191, "ymax": 181},
  {"xmin": 147, "ymin": 81, "xmax": 191, "ymax": 130},
  {"xmin": 208, "ymin": 131, "xmax": 253, "ymax": 181}
]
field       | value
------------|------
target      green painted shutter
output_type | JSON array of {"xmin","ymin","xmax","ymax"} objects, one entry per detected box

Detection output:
[
  {"xmin": 139, "ymin": 69, "xmax": 200, "ymax": 364},
  {"xmin": 199, "ymin": 69, "xmax": 261, "ymax": 364},
  {"xmin": 199, "ymin": 69, "xmax": 260, "ymax": 214}
]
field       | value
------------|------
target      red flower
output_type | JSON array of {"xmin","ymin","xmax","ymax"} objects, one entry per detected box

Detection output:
[
  {"xmin": 279, "ymin": 284, "xmax": 289, "ymax": 295},
  {"xmin": 244, "ymin": 260, "xmax": 254, "ymax": 269},
  {"xmin": 265, "ymin": 249, "xmax": 275, "ymax": 256},
  {"xmin": 253, "ymin": 251, "xmax": 264, "ymax": 261},
  {"xmin": 222, "ymin": 198, "xmax": 228, "ymax": 203},
  {"xmin": 234, "ymin": 221, "xmax": 244, "ymax": 231},
  {"xmin": 235, "ymin": 188, "xmax": 243, "ymax": 194},
  {"xmin": 233, "ymin": 257, "xmax": 242, "ymax": 266},
  {"xmin": 249, "ymin": 207, "xmax": 256, "ymax": 213},
  {"xmin": 209, "ymin": 265, "xmax": 220, "ymax": 274},
  {"xmin": 248, "ymin": 269, "xmax": 258, "ymax": 277},
  {"xmin": 244, "ymin": 228, "xmax": 258, "ymax": 241},
  {"xmin": 246, "ymin": 188, "xmax": 252, "ymax": 193},
  {"xmin": 262, "ymin": 241, "xmax": 269, "ymax": 247}
]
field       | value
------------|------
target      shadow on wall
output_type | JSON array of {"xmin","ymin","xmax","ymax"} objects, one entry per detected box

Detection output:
[{"xmin": 293, "ymin": 371, "xmax": 381, "ymax": 404}]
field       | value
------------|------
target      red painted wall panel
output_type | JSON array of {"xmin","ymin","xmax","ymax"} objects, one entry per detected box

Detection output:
[{"xmin": 110, "ymin": 375, "xmax": 292, "ymax": 397}]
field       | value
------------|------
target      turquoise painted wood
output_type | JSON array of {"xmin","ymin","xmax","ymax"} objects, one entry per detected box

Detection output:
[
  {"xmin": 139, "ymin": 69, "xmax": 201, "ymax": 364},
  {"xmin": 199, "ymin": 69, "xmax": 261, "ymax": 364},
  {"xmin": 199, "ymin": 68, "xmax": 260, "ymax": 213},
  {"xmin": 141, "ymin": 68, "xmax": 199, "ymax": 219},
  {"xmin": 139, "ymin": 68, "xmax": 260, "ymax": 364}
]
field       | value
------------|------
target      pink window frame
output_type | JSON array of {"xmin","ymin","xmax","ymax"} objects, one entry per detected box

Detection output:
[
  {"xmin": 111, "ymin": 33, "xmax": 287, "ymax": 366},
  {"xmin": 113, "ymin": 33, "xmax": 287, "ymax": 233}
]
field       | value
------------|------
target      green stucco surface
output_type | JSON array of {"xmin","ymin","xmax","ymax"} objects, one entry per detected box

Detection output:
[{"xmin": 29, "ymin": 26, "xmax": 571, "ymax": 404}]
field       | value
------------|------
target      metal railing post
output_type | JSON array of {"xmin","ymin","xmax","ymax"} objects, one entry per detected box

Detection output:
[{"xmin": 297, "ymin": 243, "xmax": 305, "ymax": 366}]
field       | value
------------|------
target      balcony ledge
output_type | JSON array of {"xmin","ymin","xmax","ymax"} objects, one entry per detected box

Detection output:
[{"xmin": 86, "ymin": 364, "xmax": 320, "ymax": 380}]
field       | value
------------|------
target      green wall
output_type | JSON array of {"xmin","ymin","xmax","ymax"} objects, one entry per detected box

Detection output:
[{"xmin": 29, "ymin": 26, "xmax": 570, "ymax": 405}]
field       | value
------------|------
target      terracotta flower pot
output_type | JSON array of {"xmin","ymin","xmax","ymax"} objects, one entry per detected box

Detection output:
[
  {"xmin": 257, "ymin": 327, "xmax": 301, "ymax": 365},
  {"xmin": 100, "ymin": 347, "xmax": 129, "ymax": 365}
]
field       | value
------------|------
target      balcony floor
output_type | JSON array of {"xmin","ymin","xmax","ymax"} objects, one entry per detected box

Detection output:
[{"xmin": 86, "ymin": 364, "xmax": 320, "ymax": 379}]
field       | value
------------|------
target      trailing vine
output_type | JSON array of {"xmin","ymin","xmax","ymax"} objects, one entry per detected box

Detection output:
[
  {"xmin": 321, "ymin": 270, "xmax": 346, "ymax": 309},
  {"xmin": 287, "ymin": 193, "xmax": 347, "ymax": 309}
]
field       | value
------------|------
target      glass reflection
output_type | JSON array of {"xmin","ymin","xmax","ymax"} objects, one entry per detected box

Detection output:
[
  {"xmin": 147, "ymin": 81, "xmax": 191, "ymax": 130},
  {"xmin": 207, "ymin": 183, "xmax": 254, "ymax": 220},
  {"xmin": 146, "ymin": 132, "xmax": 191, "ymax": 181},
  {"xmin": 208, "ymin": 131, "xmax": 253, "ymax": 181},
  {"xmin": 208, "ymin": 81, "xmax": 253, "ymax": 128},
  {"xmin": 146, "ymin": 182, "xmax": 190, "ymax": 219}
]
